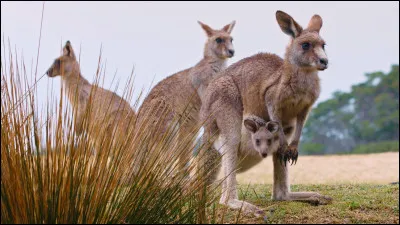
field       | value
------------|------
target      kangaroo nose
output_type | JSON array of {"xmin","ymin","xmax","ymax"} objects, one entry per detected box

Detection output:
[
  {"xmin": 228, "ymin": 49, "xmax": 235, "ymax": 57},
  {"xmin": 319, "ymin": 58, "xmax": 328, "ymax": 66},
  {"xmin": 46, "ymin": 68, "xmax": 52, "ymax": 76},
  {"xmin": 261, "ymin": 153, "xmax": 268, "ymax": 158}
]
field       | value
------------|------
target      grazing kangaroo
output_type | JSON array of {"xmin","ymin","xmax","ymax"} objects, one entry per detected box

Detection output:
[
  {"xmin": 135, "ymin": 21, "xmax": 235, "ymax": 170},
  {"xmin": 46, "ymin": 41, "xmax": 136, "ymax": 153},
  {"xmin": 200, "ymin": 10, "xmax": 332, "ymax": 216}
]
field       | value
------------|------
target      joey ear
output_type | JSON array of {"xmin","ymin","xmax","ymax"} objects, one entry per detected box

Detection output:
[
  {"xmin": 198, "ymin": 21, "xmax": 214, "ymax": 37},
  {"xmin": 63, "ymin": 40, "xmax": 76, "ymax": 59},
  {"xmin": 307, "ymin": 14, "xmax": 323, "ymax": 33},
  {"xmin": 266, "ymin": 121, "xmax": 279, "ymax": 133},
  {"xmin": 244, "ymin": 119, "xmax": 258, "ymax": 133},
  {"xmin": 222, "ymin": 20, "xmax": 236, "ymax": 34},
  {"xmin": 276, "ymin": 10, "xmax": 303, "ymax": 38}
]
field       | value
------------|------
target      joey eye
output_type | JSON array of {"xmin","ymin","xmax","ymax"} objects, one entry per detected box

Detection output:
[
  {"xmin": 255, "ymin": 139, "xmax": 260, "ymax": 146},
  {"xmin": 302, "ymin": 42, "xmax": 310, "ymax": 50},
  {"xmin": 267, "ymin": 139, "xmax": 272, "ymax": 145},
  {"xmin": 230, "ymin": 38, "xmax": 233, "ymax": 43},
  {"xmin": 322, "ymin": 44, "xmax": 326, "ymax": 50},
  {"xmin": 215, "ymin": 38, "xmax": 223, "ymax": 44}
]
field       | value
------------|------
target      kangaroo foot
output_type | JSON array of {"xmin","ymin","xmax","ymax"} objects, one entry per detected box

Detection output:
[
  {"xmin": 220, "ymin": 199, "xmax": 265, "ymax": 217},
  {"xmin": 289, "ymin": 192, "xmax": 332, "ymax": 205}
]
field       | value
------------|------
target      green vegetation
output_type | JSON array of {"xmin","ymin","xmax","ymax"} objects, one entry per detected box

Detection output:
[
  {"xmin": 220, "ymin": 184, "xmax": 399, "ymax": 224},
  {"xmin": 301, "ymin": 65, "xmax": 399, "ymax": 155},
  {"xmin": 351, "ymin": 140, "xmax": 399, "ymax": 154}
]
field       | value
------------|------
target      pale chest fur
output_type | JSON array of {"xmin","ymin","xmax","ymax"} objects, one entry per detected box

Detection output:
[
  {"xmin": 63, "ymin": 78, "xmax": 91, "ymax": 111},
  {"xmin": 277, "ymin": 71, "xmax": 320, "ymax": 120}
]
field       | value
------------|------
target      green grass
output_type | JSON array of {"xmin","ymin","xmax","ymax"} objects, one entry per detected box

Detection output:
[{"xmin": 219, "ymin": 184, "xmax": 399, "ymax": 224}]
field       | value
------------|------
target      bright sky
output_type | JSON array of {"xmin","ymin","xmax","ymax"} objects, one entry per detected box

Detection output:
[{"xmin": 1, "ymin": 1, "xmax": 399, "ymax": 112}]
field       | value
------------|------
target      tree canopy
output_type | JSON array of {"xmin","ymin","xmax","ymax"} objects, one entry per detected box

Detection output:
[{"xmin": 300, "ymin": 64, "xmax": 399, "ymax": 155}]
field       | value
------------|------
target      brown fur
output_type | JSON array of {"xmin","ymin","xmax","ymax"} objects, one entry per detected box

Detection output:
[
  {"xmin": 199, "ymin": 11, "xmax": 331, "ymax": 216},
  {"xmin": 135, "ymin": 21, "xmax": 236, "ymax": 171},
  {"xmin": 46, "ymin": 41, "xmax": 136, "ymax": 154}
]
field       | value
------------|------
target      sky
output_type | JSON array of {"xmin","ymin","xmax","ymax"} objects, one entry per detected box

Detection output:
[{"xmin": 1, "ymin": 1, "xmax": 399, "ymax": 113}]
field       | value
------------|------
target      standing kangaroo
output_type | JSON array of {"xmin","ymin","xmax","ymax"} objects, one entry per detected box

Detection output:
[
  {"xmin": 46, "ymin": 41, "xmax": 136, "ymax": 153},
  {"xmin": 136, "ymin": 21, "xmax": 235, "ymax": 170},
  {"xmin": 200, "ymin": 11, "xmax": 332, "ymax": 216}
]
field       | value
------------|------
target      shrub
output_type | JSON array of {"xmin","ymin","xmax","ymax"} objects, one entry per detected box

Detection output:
[{"xmin": 350, "ymin": 141, "xmax": 399, "ymax": 154}]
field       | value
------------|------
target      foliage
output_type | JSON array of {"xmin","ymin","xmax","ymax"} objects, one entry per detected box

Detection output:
[
  {"xmin": 301, "ymin": 65, "xmax": 399, "ymax": 155},
  {"xmin": 350, "ymin": 140, "xmax": 399, "ymax": 154}
]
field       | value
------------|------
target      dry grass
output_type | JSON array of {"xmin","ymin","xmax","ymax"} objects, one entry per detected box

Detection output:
[
  {"xmin": 231, "ymin": 152, "xmax": 399, "ymax": 185},
  {"xmin": 0, "ymin": 37, "xmax": 225, "ymax": 224}
]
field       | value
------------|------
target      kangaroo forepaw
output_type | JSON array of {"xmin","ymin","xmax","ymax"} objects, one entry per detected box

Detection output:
[
  {"xmin": 286, "ymin": 145, "xmax": 298, "ymax": 165},
  {"xmin": 277, "ymin": 144, "xmax": 298, "ymax": 166},
  {"xmin": 277, "ymin": 143, "xmax": 289, "ymax": 166}
]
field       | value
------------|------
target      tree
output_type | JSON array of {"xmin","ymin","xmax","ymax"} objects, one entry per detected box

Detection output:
[{"xmin": 300, "ymin": 65, "xmax": 399, "ymax": 155}]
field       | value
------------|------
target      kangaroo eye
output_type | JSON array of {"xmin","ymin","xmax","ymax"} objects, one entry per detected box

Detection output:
[
  {"xmin": 54, "ymin": 59, "xmax": 60, "ymax": 67},
  {"xmin": 322, "ymin": 44, "xmax": 326, "ymax": 50},
  {"xmin": 230, "ymin": 38, "xmax": 233, "ymax": 43},
  {"xmin": 267, "ymin": 139, "xmax": 272, "ymax": 145},
  {"xmin": 215, "ymin": 38, "xmax": 223, "ymax": 44},
  {"xmin": 302, "ymin": 42, "xmax": 310, "ymax": 50},
  {"xmin": 255, "ymin": 139, "xmax": 260, "ymax": 146}
]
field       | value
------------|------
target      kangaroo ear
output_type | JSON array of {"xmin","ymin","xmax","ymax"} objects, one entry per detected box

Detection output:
[
  {"xmin": 307, "ymin": 14, "xmax": 323, "ymax": 33},
  {"xmin": 198, "ymin": 21, "xmax": 214, "ymax": 37},
  {"xmin": 222, "ymin": 20, "xmax": 236, "ymax": 34},
  {"xmin": 63, "ymin": 40, "xmax": 76, "ymax": 59},
  {"xmin": 244, "ymin": 118, "xmax": 258, "ymax": 133},
  {"xmin": 266, "ymin": 121, "xmax": 279, "ymax": 133},
  {"xmin": 276, "ymin": 10, "xmax": 303, "ymax": 38}
]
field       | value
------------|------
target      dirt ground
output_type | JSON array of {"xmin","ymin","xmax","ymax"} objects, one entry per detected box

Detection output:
[{"xmin": 218, "ymin": 152, "xmax": 399, "ymax": 185}]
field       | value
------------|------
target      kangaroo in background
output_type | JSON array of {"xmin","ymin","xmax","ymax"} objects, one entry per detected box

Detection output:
[
  {"xmin": 200, "ymin": 10, "xmax": 331, "ymax": 216},
  {"xmin": 46, "ymin": 41, "xmax": 136, "ymax": 153},
  {"xmin": 135, "ymin": 21, "xmax": 235, "ymax": 171}
]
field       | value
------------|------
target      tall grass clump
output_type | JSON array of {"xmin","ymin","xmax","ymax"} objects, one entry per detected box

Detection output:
[{"xmin": 1, "ymin": 40, "xmax": 231, "ymax": 223}]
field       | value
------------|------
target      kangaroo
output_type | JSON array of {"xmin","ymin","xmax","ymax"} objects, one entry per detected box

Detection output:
[
  {"xmin": 46, "ymin": 41, "xmax": 136, "ymax": 154},
  {"xmin": 238, "ymin": 115, "xmax": 280, "ymax": 172},
  {"xmin": 135, "ymin": 21, "xmax": 235, "ymax": 171},
  {"xmin": 199, "ymin": 10, "xmax": 332, "ymax": 216}
]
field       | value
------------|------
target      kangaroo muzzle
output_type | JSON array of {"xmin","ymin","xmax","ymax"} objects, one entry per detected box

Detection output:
[
  {"xmin": 228, "ymin": 49, "xmax": 235, "ymax": 57},
  {"xmin": 46, "ymin": 68, "xmax": 54, "ymax": 77}
]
